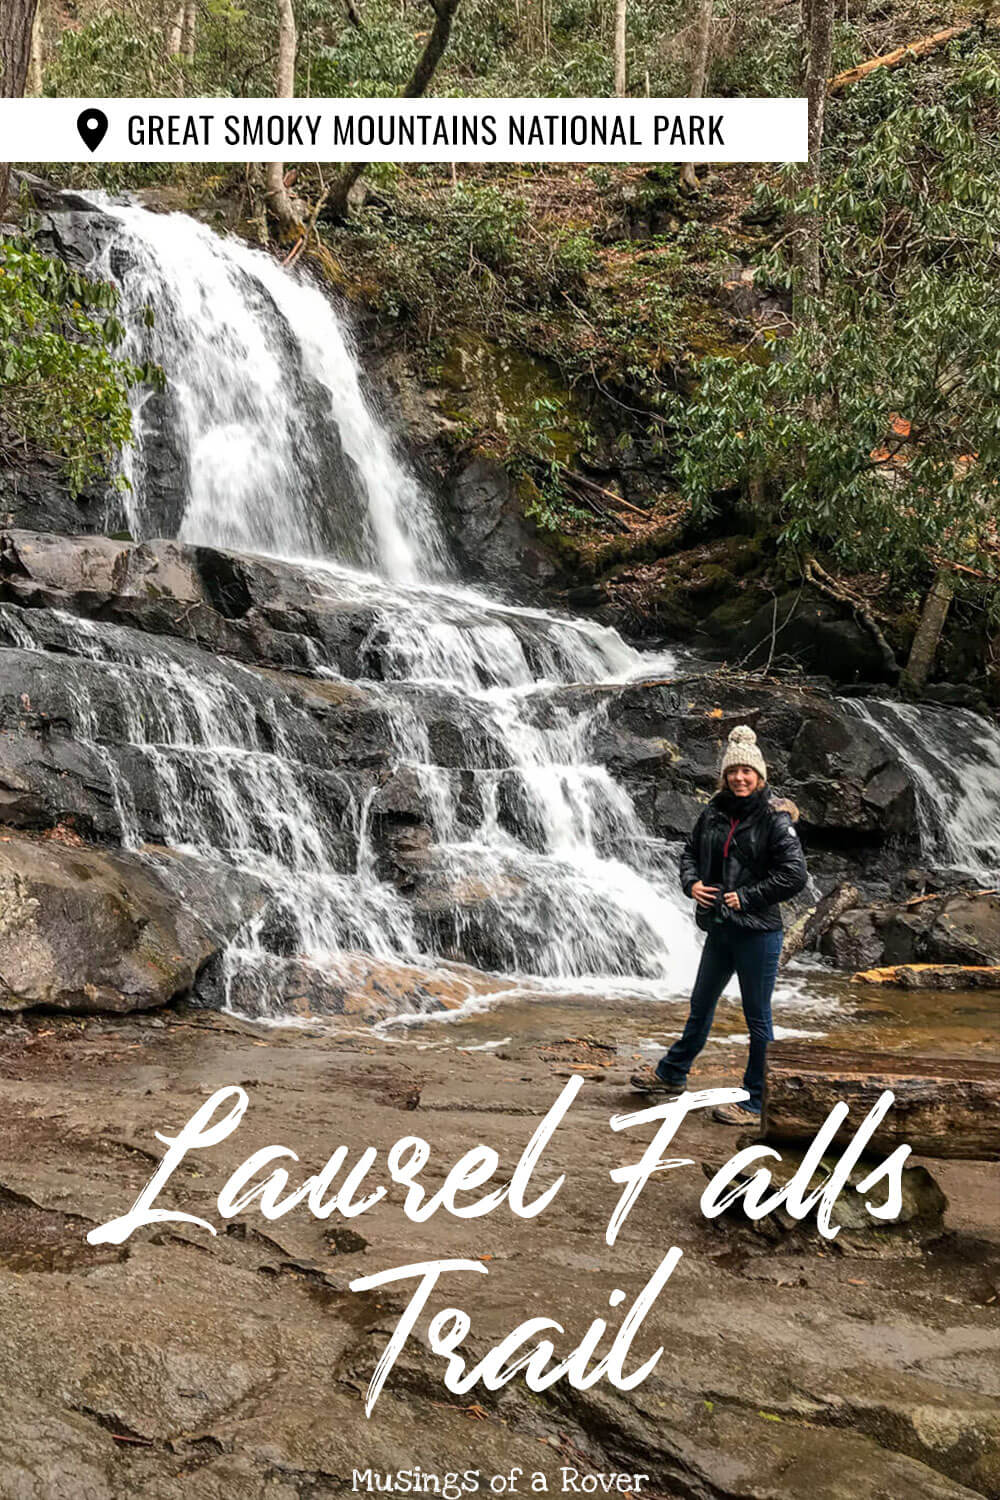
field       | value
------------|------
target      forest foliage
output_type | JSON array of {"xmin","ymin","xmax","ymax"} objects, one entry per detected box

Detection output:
[
  {"xmin": 680, "ymin": 49, "xmax": 1000, "ymax": 589},
  {"xmin": 4, "ymin": 0, "xmax": 1000, "ymax": 647},
  {"xmin": 0, "ymin": 226, "xmax": 159, "ymax": 493}
]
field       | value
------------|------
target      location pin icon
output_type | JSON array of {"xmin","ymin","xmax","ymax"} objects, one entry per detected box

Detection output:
[{"xmin": 77, "ymin": 107, "xmax": 109, "ymax": 153}]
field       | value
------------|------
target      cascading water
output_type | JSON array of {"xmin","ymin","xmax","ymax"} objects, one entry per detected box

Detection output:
[
  {"xmin": 846, "ymin": 698, "xmax": 1000, "ymax": 884},
  {"xmin": 96, "ymin": 201, "xmax": 450, "ymax": 582},
  {"xmin": 42, "ymin": 200, "xmax": 710, "ymax": 1016},
  {"xmin": 42, "ymin": 198, "xmax": 993, "ymax": 1035},
  {"xmin": 19, "ymin": 198, "xmax": 996, "ymax": 1037}
]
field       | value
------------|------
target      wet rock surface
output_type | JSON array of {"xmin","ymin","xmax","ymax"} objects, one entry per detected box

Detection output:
[
  {"xmin": 0, "ymin": 458, "xmax": 125, "ymax": 541},
  {"xmin": 0, "ymin": 835, "xmax": 265, "ymax": 1013},
  {"xmin": 0, "ymin": 529, "xmax": 390, "ymax": 680},
  {"xmin": 444, "ymin": 456, "xmax": 560, "ymax": 602},
  {"xmin": 0, "ymin": 1011, "xmax": 996, "ymax": 1498},
  {"xmin": 1, "ymin": 522, "xmax": 988, "ymax": 1011},
  {"xmin": 565, "ymin": 674, "xmax": 918, "ymax": 847},
  {"xmin": 823, "ymin": 891, "xmax": 1000, "ymax": 972}
]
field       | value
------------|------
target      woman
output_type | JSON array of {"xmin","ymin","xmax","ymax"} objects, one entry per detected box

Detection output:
[{"xmin": 632, "ymin": 724, "xmax": 808, "ymax": 1124}]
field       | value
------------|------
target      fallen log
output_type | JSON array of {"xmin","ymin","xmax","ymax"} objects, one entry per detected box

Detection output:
[
  {"xmin": 827, "ymin": 24, "xmax": 972, "ymax": 96},
  {"xmin": 853, "ymin": 963, "xmax": 1000, "ymax": 990},
  {"xmin": 763, "ymin": 1044, "xmax": 1000, "ymax": 1160},
  {"xmin": 901, "ymin": 887, "xmax": 998, "ymax": 908},
  {"xmin": 781, "ymin": 881, "xmax": 858, "ymax": 968}
]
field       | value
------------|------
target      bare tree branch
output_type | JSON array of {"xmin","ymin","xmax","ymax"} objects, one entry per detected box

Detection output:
[{"xmin": 328, "ymin": 0, "xmax": 462, "ymax": 219}]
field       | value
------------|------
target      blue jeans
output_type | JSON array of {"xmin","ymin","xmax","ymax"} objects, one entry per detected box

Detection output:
[{"xmin": 657, "ymin": 925, "xmax": 784, "ymax": 1112}]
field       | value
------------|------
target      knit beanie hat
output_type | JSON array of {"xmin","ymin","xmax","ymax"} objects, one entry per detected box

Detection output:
[{"xmin": 719, "ymin": 724, "xmax": 767, "ymax": 786}]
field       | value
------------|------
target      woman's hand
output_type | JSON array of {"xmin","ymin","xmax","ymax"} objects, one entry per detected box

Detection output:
[
  {"xmin": 691, "ymin": 881, "xmax": 721, "ymax": 909},
  {"xmin": 723, "ymin": 890, "xmax": 741, "ymax": 910}
]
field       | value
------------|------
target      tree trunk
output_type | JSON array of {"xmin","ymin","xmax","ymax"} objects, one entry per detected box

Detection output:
[
  {"xmin": 1, "ymin": 0, "xmax": 38, "ymax": 218},
  {"xmin": 801, "ymin": 0, "xmax": 834, "ymax": 302},
  {"xmin": 26, "ymin": 0, "xmax": 43, "ymax": 94},
  {"xmin": 402, "ymin": 0, "xmax": 461, "ymax": 97},
  {"xmin": 1, "ymin": 0, "xmax": 38, "ymax": 97},
  {"xmin": 181, "ymin": 0, "xmax": 197, "ymax": 63},
  {"xmin": 164, "ymin": 1, "xmax": 184, "ymax": 57},
  {"xmin": 265, "ymin": 0, "xmax": 300, "ymax": 236},
  {"xmin": 329, "ymin": 0, "xmax": 462, "ymax": 219},
  {"xmin": 900, "ymin": 566, "xmax": 955, "ymax": 695},
  {"xmin": 680, "ymin": 0, "xmax": 712, "ymax": 190},
  {"xmin": 798, "ymin": 0, "xmax": 812, "ymax": 90},
  {"xmin": 613, "ymin": 0, "xmax": 627, "ymax": 97},
  {"xmin": 763, "ymin": 1044, "xmax": 1000, "ymax": 1161}
]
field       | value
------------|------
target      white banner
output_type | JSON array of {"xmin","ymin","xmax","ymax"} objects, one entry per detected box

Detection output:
[{"xmin": 3, "ymin": 97, "xmax": 807, "ymax": 164}]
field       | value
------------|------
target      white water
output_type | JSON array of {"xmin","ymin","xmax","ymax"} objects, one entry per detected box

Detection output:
[
  {"xmin": 47, "ymin": 201, "xmax": 989, "ymax": 1027},
  {"xmin": 97, "ymin": 202, "xmax": 450, "ymax": 581},
  {"xmin": 847, "ymin": 698, "xmax": 1000, "ymax": 883},
  {"xmin": 40, "ymin": 202, "xmax": 718, "ymax": 1012}
]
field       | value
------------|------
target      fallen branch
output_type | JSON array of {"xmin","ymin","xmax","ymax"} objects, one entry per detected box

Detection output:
[
  {"xmin": 853, "ymin": 963, "xmax": 1000, "ymax": 993},
  {"xmin": 827, "ymin": 24, "xmax": 972, "ymax": 96},
  {"xmin": 903, "ymin": 887, "xmax": 997, "ymax": 908},
  {"xmin": 803, "ymin": 555, "xmax": 899, "ymax": 676},
  {"xmin": 566, "ymin": 484, "xmax": 629, "ymax": 533},
  {"xmin": 931, "ymin": 555, "xmax": 1000, "ymax": 585},
  {"xmin": 781, "ymin": 881, "xmax": 859, "ymax": 968},
  {"xmin": 558, "ymin": 465, "xmax": 649, "ymax": 517}
]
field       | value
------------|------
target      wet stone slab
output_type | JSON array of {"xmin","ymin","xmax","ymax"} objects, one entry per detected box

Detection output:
[{"xmin": 0, "ymin": 1010, "xmax": 996, "ymax": 1499}]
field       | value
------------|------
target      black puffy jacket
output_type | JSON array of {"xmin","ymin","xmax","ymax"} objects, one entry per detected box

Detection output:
[{"xmin": 679, "ymin": 792, "xmax": 808, "ymax": 933}]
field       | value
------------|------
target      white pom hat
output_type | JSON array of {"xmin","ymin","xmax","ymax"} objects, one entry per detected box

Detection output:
[{"xmin": 719, "ymin": 724, "xmax": 767, "ymax": 786}]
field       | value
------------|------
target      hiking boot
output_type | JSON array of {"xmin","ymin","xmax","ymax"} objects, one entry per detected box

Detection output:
[
  {"xmin": 630, "ymin": 1066, "xmax": 684, "ymax": 1097},
  {"xmin": 712, "ymin": 1102, "xmax": 761, "ymax": 1126}
]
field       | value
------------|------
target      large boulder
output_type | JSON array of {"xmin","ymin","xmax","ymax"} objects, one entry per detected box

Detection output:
[
  {"xmin": 33, "ymin": 205, "xmax": 120, "ymax": 269},
  {"xmin": 823, "ymin": 891, "xmax": 1000, "ymax": 971},
  {"xmin": 575, "ymin": 674, "xmax": 918, "ymax": 845},
  {"xmin": 821, "ymin": 907, "xmax": 885, "ymax": 971},
  {"xmin": 443, "ymin": 457, "xmax": 560, "ymax": 602},
  {"xmin": 0, "ymin": 529, "xmax": 385, "ymax": 679},
  {"xmin": 702, "ymin": 1148, "xmax": 947, "ymax": 1247},
  {"xmin": 738, "ymin": 588, "xmax": 897, "ymax": 683},
  {"xmin": 0, "ymin": 835, "xmax": 265, "ymax": 1013},
  {"xmin": 0, "ymin": 459, "xmax": 124, "ymax": 540}
]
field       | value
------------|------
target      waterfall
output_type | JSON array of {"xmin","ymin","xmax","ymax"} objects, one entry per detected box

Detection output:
[
  {"xmin": 27, "ymin": 200, "xmax": 712, "ymax": 1013},
  {"xmin": 95, "ymin": 202, "xmax": 451, "ymax": 582},
  {"xmin": 846, "ymin": 698, "xmax": 1000, "ymax": 883},
  {"xmin": 24, "ymin": 199, "xmax": 994, "ymax": 1029}
]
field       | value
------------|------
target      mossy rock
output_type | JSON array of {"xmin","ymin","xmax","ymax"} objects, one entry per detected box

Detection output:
[{"xmin": 438, "ymin": 332, "xmax": 589, "ymax": 466}]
